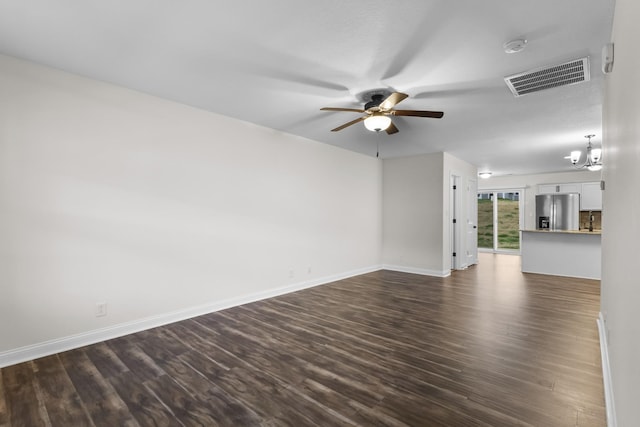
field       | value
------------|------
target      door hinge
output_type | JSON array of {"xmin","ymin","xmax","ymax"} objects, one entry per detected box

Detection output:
[
  {"xmin": 453, "ymin": 218, "xmax": 457, "ymax": 224},
  {"xmin": 453, "ymin": 252, "xmax": 457, "ymax": 257},
  {"xmin": 453, "ymin": 185, "xmax": 457, "ymax": 190}
]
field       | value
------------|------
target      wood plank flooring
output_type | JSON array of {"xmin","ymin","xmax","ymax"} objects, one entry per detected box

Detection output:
[{"xmin": 0, "ymin": 253, "xmax": 605, "ymax": 426}]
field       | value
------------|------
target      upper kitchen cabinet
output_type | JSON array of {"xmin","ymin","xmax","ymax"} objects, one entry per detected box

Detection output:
[
  {"xmin": 537, "ymin": 181, "xmax": 602, "ymax": 211},
  {"xmin": 538, "ymin": 183, "xmax": 581, "ymax": 194},
  {"xmin": 581, "ymin": 182, "xmax": 603, "ymax": 211}
]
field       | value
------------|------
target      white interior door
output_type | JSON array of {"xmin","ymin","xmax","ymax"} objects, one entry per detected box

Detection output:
[{"xmin": 466, "ymin": 178, "xmax": 478, "ymax": 266}]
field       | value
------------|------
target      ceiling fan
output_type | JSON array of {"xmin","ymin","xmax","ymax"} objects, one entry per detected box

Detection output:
[{"xmin": 320, "ymin": 91, "xmax": 444, "ymax": 135}]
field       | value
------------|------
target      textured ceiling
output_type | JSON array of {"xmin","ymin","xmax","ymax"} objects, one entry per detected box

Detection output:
[{"xmin": 0, "ymin": 0, "xmax": 615, "ymax": 176}]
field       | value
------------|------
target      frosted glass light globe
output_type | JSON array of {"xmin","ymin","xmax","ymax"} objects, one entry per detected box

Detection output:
[{"xmin": 364, "ymin": 115, "xmax": 391, "ymax": 132}]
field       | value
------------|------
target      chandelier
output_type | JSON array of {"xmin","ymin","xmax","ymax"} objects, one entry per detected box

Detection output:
[{"xmin": 569, "ymin": 134, "xmax": 602, "ymax": 172}]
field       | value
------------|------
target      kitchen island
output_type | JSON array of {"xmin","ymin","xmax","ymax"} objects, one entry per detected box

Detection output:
[{"xmin": 521, "ymin": 229, "xmax": 601, "ymax": 279}]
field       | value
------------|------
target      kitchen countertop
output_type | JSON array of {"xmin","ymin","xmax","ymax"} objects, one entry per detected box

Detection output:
[{"xmin": 522, "ymin": 229, "xmax": 601, "ymax": 235}]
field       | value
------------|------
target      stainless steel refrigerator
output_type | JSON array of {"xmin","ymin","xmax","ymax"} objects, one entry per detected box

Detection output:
[{"xmin": 535, "ymin": 193, "xmax": 580, "ymax": 230}]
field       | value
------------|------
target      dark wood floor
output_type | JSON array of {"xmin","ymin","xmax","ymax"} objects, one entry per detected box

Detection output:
[{"xmin": 0, "ymin": 253, "xmax": 605, "ymax": 426}]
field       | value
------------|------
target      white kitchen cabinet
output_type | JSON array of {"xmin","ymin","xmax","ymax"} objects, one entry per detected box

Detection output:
[
  {"xmin": 537, "ymin": 181, "xmax": 602, "ymax": 211},
  {"xmin": 538, "ymin": 183, "xmax": 581, "ymax": 194},
  {"xmin": 537, "ymin": 184, "xmax": 556, "ymax": 194},
  {"xmin": 581, "ymin": 182, "xmax": 603, "ymax": 210}
]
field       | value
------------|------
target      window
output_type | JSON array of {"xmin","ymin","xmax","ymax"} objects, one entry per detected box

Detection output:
[{"xmin": 477, "ymin": 190, "xmax": 522, "ymax": 252}]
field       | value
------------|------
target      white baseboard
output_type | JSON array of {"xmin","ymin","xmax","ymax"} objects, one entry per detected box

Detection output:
[
  {"xmin": 382, "ymin": 264, "xmax": 451, "ymax": 278},
  {"xmin": 0, "ymin": 264, "xmax": 382, "ymax": 368},
  {"xmin": 597, "ymin": 312, "xmax": 617, "ymax": 427}
]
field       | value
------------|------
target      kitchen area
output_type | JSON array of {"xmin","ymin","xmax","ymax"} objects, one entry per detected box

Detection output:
[{"xmin": 521, "ymin": 181, "xmax": 602, "ymax": 279}]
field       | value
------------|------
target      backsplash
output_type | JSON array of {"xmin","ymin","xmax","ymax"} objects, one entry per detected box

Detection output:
[{"xmin": 579, "ymin": 210, "xmax": 602, "ymax": 230}]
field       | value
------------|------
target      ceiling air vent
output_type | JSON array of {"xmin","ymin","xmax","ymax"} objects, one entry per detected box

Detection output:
[{"xmin": 504, "ymin": 57, "xmax": 590, "ymax": 97}]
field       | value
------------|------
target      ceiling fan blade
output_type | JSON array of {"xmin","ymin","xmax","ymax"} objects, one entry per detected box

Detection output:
[
  {"xmin": 392, "ymin": 109, "xmax": 444, "ymax": 118},
  {"xmin": 331, "ymin": 116, "xmax": 366, "ymax": 132},
  {"xmin": 379, "ymin": 92, "xmax": 409, "ymax": 110},
  {"xmin": 321, "ymin": 107, "xmax": 366, "ymax": 113},
  {"xmin": 385, "ymin": 122, "xmax": 399, "ymax": 135}
]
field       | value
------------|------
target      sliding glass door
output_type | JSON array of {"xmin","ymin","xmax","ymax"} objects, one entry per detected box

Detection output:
[{"xmin": 477, "ymin": 190, "xmax": 522, "ymax": 252}]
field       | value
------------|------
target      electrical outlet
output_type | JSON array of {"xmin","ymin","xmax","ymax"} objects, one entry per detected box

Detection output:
[
  {"xmin": 307, "ymin": 266, "xmax": 312, "ymax": 274},
  {"xmin": 289, "ymin": 269, "xmax": 294, "ymax": 278},
  {"xmin": 95, "ymin": 302, "xmax": 107, "ymax": 317}
]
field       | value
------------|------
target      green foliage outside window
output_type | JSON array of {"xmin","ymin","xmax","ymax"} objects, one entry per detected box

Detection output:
[{"xmin": 477, "ymin": 198, "xmax": 519, "ymax": 250}]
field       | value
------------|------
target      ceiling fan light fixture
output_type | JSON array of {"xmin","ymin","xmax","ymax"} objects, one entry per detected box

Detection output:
[
  {"xmin": 321, "ymin": 91, "xmax": 442, "ymax": 134},
  {"xmin": 364, "ymin": 115, "xmax": 391, "ymax": 132}
]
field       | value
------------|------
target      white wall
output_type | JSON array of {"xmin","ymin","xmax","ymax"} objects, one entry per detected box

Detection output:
[
  {"xmin": 601, "ymin": 0, "xmax": 640, "ymax": 424},
  {"xmin": 0, "ymin": 55, "xmax": 382, "ymax": 360},
  {"xmin": 382, "ymin": 152, "xmax": 476, "ymax": 275},
  {"xmin": 478, "ymin": 170, "xmax": 599, "ymax": 230},
  {"xmin": 382, "ymin": 153, "xmax": 445, "ymax": 275}
]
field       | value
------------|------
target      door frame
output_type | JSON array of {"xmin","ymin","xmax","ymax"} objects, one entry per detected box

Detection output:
[
  {"xmin": 467, "ymin": 178, "xmax": 478, "ymax": 266},
  {"xmin": 451, "ymin": 174, "xmax": 461, "ymax": 269}
]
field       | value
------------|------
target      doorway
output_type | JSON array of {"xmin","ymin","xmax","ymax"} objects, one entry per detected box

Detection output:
[{"xmin": 477, "ymin": 190, "xmax": 522, "ymax": 253}]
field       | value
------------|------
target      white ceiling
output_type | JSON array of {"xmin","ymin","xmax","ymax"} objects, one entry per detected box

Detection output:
[{"xmin": 0, "ymin": 0, "xmax": 615, "ymax": 176}]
